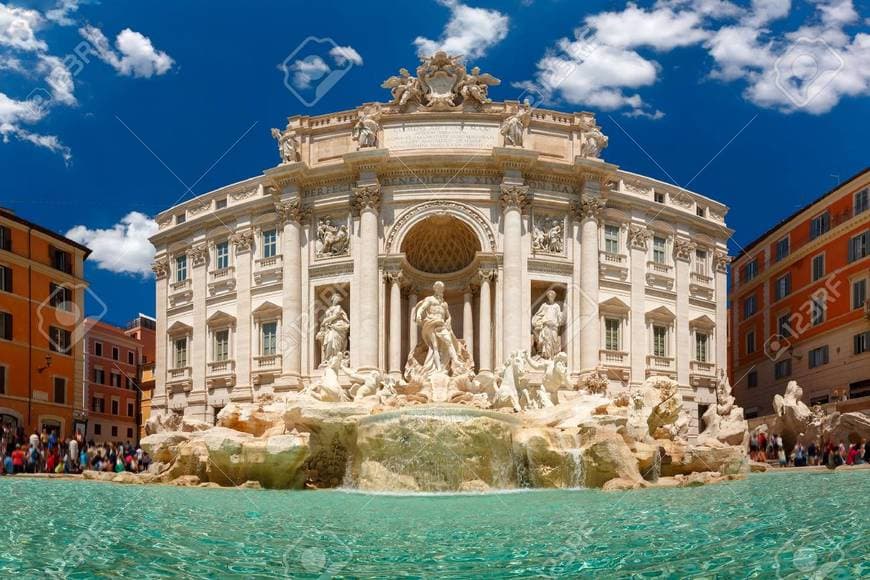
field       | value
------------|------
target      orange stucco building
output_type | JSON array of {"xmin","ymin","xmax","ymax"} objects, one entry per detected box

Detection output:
[
  {"xmin": 729, "ymin": 169, "xmax": 870, "ymax": 417},
  {"xmin": 124, "ymin": 314, "xmax": 156, "ymax": 440},
  {"xmin": 0, "ymin": 208, "xmax": 91, "ymax": 438}
]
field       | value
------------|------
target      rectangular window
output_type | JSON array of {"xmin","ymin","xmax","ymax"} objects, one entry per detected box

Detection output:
[
  {"xmin": 111, "ymin": 400, "xmax": 119, "ymax": 415},
  {"xmin": 0, "ymin": 366, "xmax": 5, "ymax": 394},
  {"xmin": 94, "ymin": 369, "xmax": 105, "ymax": 384},
  {"xmin": 215, "ymin": 241, "xmax": 230, "ymax": 270},
  {"xmin": 695, "ymin": 332, "xmax": 709, "ymax": 362},
  {"xmin": 811, "ymin": 294, "xmax": 826, "ymax": 326},
  {"xmin": 174, "ymin": 338, "xmax": 188, "ymax": 368},
  {"xmin": 778, "ymin": 313, "xmax": 793, "ymax": 338},
  {"xmin": 262, "ymin": 322, "xmax": 278, "ymax": 356},
  {"xmin": 262, "ymin": 229, "xmax": 278, "ymax": 258},
  {"xmin": 0, "ymin": 265, "xmax": 11, "ymax": 292},
  {"xmin": 110, "ymin": 373, "xmax": 121, "ymax": 388},
  {"xmin": 746, "ymin": 331, "xmax": 756, "ymax": 354},
  {"xmin": 694, "ymin": 249, "xmax": 707, "ymax": 275},
  {"xmin": 604, "ymin": 225, "xmax": 620, "ymax": 254},
  {"xmin": 775, "ymin": 237, "xmax": 790, "ymax": 262},
  {"xmin": 53, "ymin": 377, "xmax": 65, "ymax": 404},
  {"xmin": 216, "ymin": 198, "xmax": 228, "ymax": 210},
  {"xmin": 175, "ymin": 254, "xmax": 188, "ymax": 282},
  {"xmin": 856, "ymin": 188, "xmax": 869, "ymax": 215},
  {"xmin": 653, "ymin": 325, "xmax": 667, "ymax": 357},
  {"xmin": 94, "ymin": 342, "xmax": 103, "ymax": 357},
  {"xmin": 808, "ymin": 345, "xmax": 829, "ymax": 368},
  {"xmin": 654, "ymin": 192, "xmax": 665, "ymax": 204},
  {"xmin": 0, "ymin": 226, "xmax": 11, "ymax": 251},
  {"xmin": 775, "ymin": 273, "xmax": 791, "ymax": 301},
  {"xmin": 0, "ymin": 311, "xmax": 11, "ymax": 340},
  {"xmin": 742, "ymin": 259, "xmax": 758, "ymax": 283},
  {"xmin": 111, "ymin": 426, "xmax": 118, "ymax": 437},
  {"xmin": 127, "ymin": 351, "xmax": 135, "ymax": 365},
  {"xmin": 94, "ymin": 423, "xmax": 101, "ymax": 435},
  {"xmin": 747, "ymin": 371, "xmax": 758, "ymax": 389},
  {"xmin": 92, "ymin": 397, "xmax": 105, "ymax": 413},
  {"xmin": 604, "ymin": 318, "xmax": 620, "ymax": 351},
  {"xmin": 774, "ymin": 359, "xmax": 792, "ymax": 379},
  {"xmin": 848, "ymin": 231, "xmax": 869, "ymax": 262},
  {"xmin": 49, "ymin": 283, "xmax": 72, "ymax": 311},
  {"xmin": 112, "ymin": 346, "xmax": 119, "ymax": 361},
  {"xmin": 52, "ymin": 248, "xmax": 72, "ymax": 273},
  {"xmin": 811, "ymin": 254, "xmax": 825, "ymax": 281},
  {"xmin": 49, "ymin": 327, "xmax": 71, "ymax": 354},
  {"xmin": 214, "ymin": 329, "xmax": 230, "ymax": 362},
  {"xmin": 743, "ymin": 295, "xmax": 757, "ymax": 319},
  {"xmin": 809, "ymin": 212, "xmax": 830, "ymax": 240},
  {"xmin": 853, "ymin": 279, "xmax": 868, "ymax": 310},
  {"xmin": 127, "ymin": 402, "xmax": 134, "ymax": 417},
  {"xmin": 854, "ymin": 332, "xmax": 869, "ymax": 355},
  {"xmin": 696, "ymin": 206, "xmax": 705, "ymax": 217},
  {"xmin": 126, "ymin": 377, "xmax": 133, "ymax": 389},
  {"xmin": 175, "ymin": 213, "xmax": 186, "ymax": 225},
  {"xmin": 652, "ymin": 236, "xmax": 666, "ymax": 264}
]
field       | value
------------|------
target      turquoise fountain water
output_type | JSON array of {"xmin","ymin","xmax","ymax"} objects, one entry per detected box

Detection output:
[{"xmin": 3, "ymin": 471, "xmax": 867, "ymax": 578}]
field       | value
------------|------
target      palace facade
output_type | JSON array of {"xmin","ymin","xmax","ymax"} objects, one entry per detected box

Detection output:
[{"xmin": 150, "ymin": 55, "xmax": 731, "ymax": 435}]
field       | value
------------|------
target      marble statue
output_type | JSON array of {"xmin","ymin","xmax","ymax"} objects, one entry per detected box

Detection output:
[
  {"xmin": 698, "ymin": 369, "xmax": 749, "ymax": 447},
  {"xmin": 459, "ymin": 67, "xmax": 500, "ymax": 106},
  {"xmin": 411, "ymin": 281, "xmax": 463, "ymax": 376},
  {"xmin": 352, "ymin": 107, "xmax": 380, "ymax": 148},
  {"xmin": 381, "ymin": 68, "xmax": 423, "ymax": 109},
  {"xmin": 532, "ymin": 216, "xmax": 563, "ymax": 254},
  {"xmin": 492, "ymin": 351, "xmax": 524, "ymax": 412},
  {"xmin": 304, "ymin": 354, "xmax": 349, "ymax": 402},
  {"xmin": 579, "ymin": 126, "xmax": 608, "ymax": 159},
  {"xmin": 525, "ymin": 351, "xmax": 569, "ymax": 406},
  {"xmin": 271, "ymin": 127, "xmax": 299, "ymax": 164},
  {"xmin": 316, "ymin": 217, "xmax": 349, "ymax": 257},
  {"xmin": 346, "ymin": 367, "xmax": 383, "ymax": 402},
  {"xmin": 316, "ymin": 294, "xmax": 350, "ymax": 366},
  {"xmin": 531, "ymin": 290, "xmax": 565, "ymax": 360},
  {"xmin": 500, "ymin": 101, "xmax": 530, "ymax": 147}
]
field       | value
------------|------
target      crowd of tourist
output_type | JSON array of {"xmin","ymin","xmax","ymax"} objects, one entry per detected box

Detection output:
[
  {"xmin": 0, "ymin": 425, "xmax": 151, "ymax": 476},
  {"xmin": 749, "ymin": 431, "xmax": 869, "ymax": 468}
]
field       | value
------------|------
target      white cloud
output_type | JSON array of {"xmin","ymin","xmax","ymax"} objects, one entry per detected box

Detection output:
[
  {"xmin": 329, "ymin": 45, "xmax": 363, "ymax": 67},
  {"xmin": 289, "ymin": 55, "xmax": 330, "ymax": 89},
  {"xmin": 66, "ymin": 212, "xmax": 158, "ymax": 276},
  {"xmin": 38, "ymin": 54, "xmax": 76, "ymax": 105},
  {"xmin": 0, "ymin": 3, "xmax": 46, "ymax": 51},
  {"xmin": 79, "ymin": 25, "xmax": 174, "ymax": 78},
  {"xmin": 743, "ymin": 0, "xmax": 791, "ymax": 26},
  {"xmin": 45, "ymin": 0, "xmax": 81, "ymax": 26},
  {"xmin": 586, "ymin": 3, "xmax": 710, "ymax": 50},
  {"xmin": 414, "ymin": 0, "xmax": 509, "ymax": 59}
]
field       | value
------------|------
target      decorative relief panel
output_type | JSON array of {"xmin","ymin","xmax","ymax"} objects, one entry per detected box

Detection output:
[
  {"xmin": 531, "ymin": 214, "xmax": 565, "ymax": 255},
  {"xmin": 316, "ymin": 216, "xmax": 351, "ymax": 259}
]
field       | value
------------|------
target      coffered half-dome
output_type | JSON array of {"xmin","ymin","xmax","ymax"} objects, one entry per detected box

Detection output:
[{"xmin": 401, "ymin": 215, "xmax": 480, "ymax": 274}]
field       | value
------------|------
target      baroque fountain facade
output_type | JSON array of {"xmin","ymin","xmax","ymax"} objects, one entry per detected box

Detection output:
[{"xmin": 142, "ymin": 54, "xmax": 747, "ymax": 491}]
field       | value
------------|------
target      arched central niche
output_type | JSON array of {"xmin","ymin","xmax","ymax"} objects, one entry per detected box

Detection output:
[{"xmin": 401, "ymin": 215, "xmax": 481, "ymax": 274}]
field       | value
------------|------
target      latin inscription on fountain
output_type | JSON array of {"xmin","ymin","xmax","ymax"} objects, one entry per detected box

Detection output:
[{"xmin": 384, "ymin": 122, "xmax": 499, "ymax": 150}]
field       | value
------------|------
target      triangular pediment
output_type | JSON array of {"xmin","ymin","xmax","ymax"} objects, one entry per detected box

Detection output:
[
  {"xmin": 645, "ymin": 305, "xmax": 675, "ymax": 321},
  {"xmin": 252, "ymin": 301, "xmax": 281, "ymax": 319},
  {"xmin": 167, "ymin": 321, "xmax": 193, "ymax": 335}
]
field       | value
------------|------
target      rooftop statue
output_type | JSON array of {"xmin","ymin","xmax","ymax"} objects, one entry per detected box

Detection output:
[{"xmin": 381, "ymin": 52, "xmax": 501, "ymax": 110}]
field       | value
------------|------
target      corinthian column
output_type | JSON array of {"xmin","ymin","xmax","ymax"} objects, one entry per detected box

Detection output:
[
  {"xmin": 478, "ymin": 268, "xmax": 495, "ymax": 372},
  {"xmin": 276, "ymin": 198, "xmax": 307, "ymax": 385},
  {"xmin": 573, "ymin": 194, "xmax": 605, "ymax": 373},
  {"xmin": 354, "ymin": 184, "xmax": 381, "ymax": 370},
  {"xmin": 674, "ymin": 237, "xmax": 696, "ymax": 387},
  {"xmin": 463, "ymin": 286, "xmax": 474, "ymax": 358},
  {"xmin": 500, "ymin": 184, "xmax": 529, "ymax": 356},
  {"xmin": 408, "ymin": 287, "xmax": 418, "ymax": 352},
  {"xmin": 386, "ymin": 270, "xmax": 403, "ymax": 376}
]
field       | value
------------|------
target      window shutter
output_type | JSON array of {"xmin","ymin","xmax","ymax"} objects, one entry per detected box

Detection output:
[{"xmin": 2, "ymin": 312, "xmax": 11, "ymax": 340}]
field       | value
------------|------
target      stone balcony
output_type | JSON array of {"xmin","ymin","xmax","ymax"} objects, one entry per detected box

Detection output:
[
  {"xmin": 206, "ymin": 359, "xmax": 236, "ymax": 388},
  {"xmin": 646, "ymin": 355, "xmax": 676, "ymax": 377},
  {"xmin": 599, "ymin": 251, "xmax": 629, "ymax": 282},
  {"xmin": 252, "ymin": 354, "xmax": 282, "ymax": 384},
  {"xmin": 166, "ymin": 366, "xmax": 192, "ymax": 392},
  {"xmin": 168, "ymin": 278, "xmax": 193, "ymax": 306},
  {"xmin": 645, "ymin": 261, "xmax": 674, "ymax": 290},
  {"xmin": 689, "ymin": 271, "xmax": 715, "ymax": 300},
  {"xmin": 208, "ymin": 266, "xmax": 236, "ymax": 296},
  {"xmin": 254, "ymin": 255, "xmax": 283, "ymax": 286},
  {"xmin": 690, "ymin": 360, "xmax": 717, "ymax": 387},
  {"xmin": 600, "ymin": 349, "xmax": 630, "ymax": 380}
]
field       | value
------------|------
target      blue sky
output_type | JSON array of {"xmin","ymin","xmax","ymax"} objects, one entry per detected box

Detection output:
[{"xmin": 1, "ymin": 0, "xmax": 868, "ymax": 324}]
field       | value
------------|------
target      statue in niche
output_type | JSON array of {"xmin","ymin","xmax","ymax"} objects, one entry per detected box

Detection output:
[
  {"xmin": 316, "ymin": 294, "xmax": 350, "ymax": 367},
  {"xmin": 531, "ymin": 290, "xmax": 565, "ymax": 360},
  {"xmin": 410, "ymin": 281, "xmax": 464, "ymax": 376},
  {"xmin": 352, "ymin": 106, "xmax": 380, "ymax": 148},
  {"xmin": 579, "ymin": 126, "xmax": 608, "ymax": 159},
  {"xmin": 316, "ymin": 217, "xmax": 349, "ymax": 257},
  {"xmin": 381, "ymin": 68, "xmax": 423, "ymax": 109},
  {"xmin": 458, "ymin": 67, "xmax": 500, "ymax": 106},
  {"xmin": 271, "ymin": 126, "xmax": 300, "ymax": 164},
  {"xmin": 500, "ymin": 100, "xmax": 531, "ymax": 147},
  {"xmin": 532, "ymin": 216, "xmax": 564, "ymax": 254}
]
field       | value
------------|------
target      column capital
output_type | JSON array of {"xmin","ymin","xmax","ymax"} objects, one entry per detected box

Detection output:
[
  {"xmin": 673, "ymin": 237, "xmax": 697, "ymax": 262},
  {"xmin": 713, "ymin": 250, "xmax": 732, "ymax": 273},
  {"xmin": 187, "ymin": 244, "xmax": 208, "ymax": 267},
  {"xmin": 499, "ymin": 184, "xmax": 530, "ymax": 211},
  {"xmin": 152, "ymin": 257, "xmax": 169, "ymax": 279},
  {"xmin": 230, "ymin": 229, "xmax": 255, "ymax": 253},
  {"xmin": 478, "ymin": 267, "xmax": 497, "ymax": 283},
  {"xmin": 627, "ymin": 223, "xmax": 652, "ymax": 251},
  {"xmin": 275, "ymin": 197, "xmax": 309, "ymax": 225},
  {"xmin": 383, "ymin": 269, "xmax": 403, "ymax": 285},
  {"xmin": 570, "ymin": 194, "xmax": 606, "ymax": 223},
  {"xmin": 352, "ymin": 183, "xmax": 382, "ymax": 214}
]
